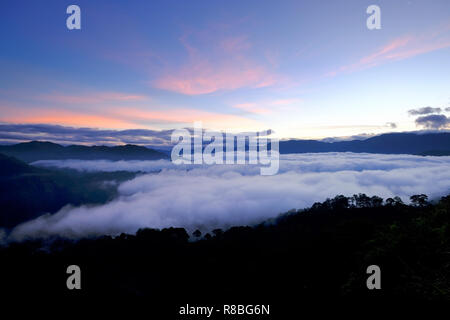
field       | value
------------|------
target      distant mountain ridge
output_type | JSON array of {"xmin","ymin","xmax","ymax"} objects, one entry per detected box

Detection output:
[
  {"xmin": 0, "ymin": 141, "xmax": 169, "ymax": 163},
  {"xmin": 0, "ymin": 132, "xmax": 449, "ymax": 163},
  {"xmin": 279, "ymin": 132, "xmax": 450, "ymax": 155}
]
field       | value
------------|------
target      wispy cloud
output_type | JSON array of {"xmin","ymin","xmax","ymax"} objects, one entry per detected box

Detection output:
[
  {"xmin": 270, "ymin": 98, "xmax": 303, "ymax": 106},
  {"xmin": 1, "ymin": 105, "xmax": 260, "ymax": 131},
  {"xmin": 108, "ymin": 107, "xmax": 261, "ymax": 129},
  {"xmin": 327, "ymin": 24, "xmax": 450, "ymax": 77},
  {"xmin": 232, "ymin": 98, "xmax": 302, "ymax": 115},
  {"xmin": 38, "ymin": 92, "xmax": 148, "ymax": 104},
  {"xmin": 232, "ymin": 103, "xmax": 271, "ymax": 115},
  {"xmin": 1, "ymin": 107, "xmax": 141, "ymax": 129},
  {"xmin": 153, "ymin": 32, "xmax": 278, "ymax": 95}
]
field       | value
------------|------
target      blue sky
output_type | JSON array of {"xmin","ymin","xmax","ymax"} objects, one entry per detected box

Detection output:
[{"xmin": 1, "ymin": 0, "xmax": 450, "ymax": 140}]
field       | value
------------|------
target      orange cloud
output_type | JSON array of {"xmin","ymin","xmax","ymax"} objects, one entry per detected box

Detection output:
[
  {"xmin": 0, "ymin": 105, "xmax": 260, "ymax": 131},
  {"xmin": 1, "ymin": 108, "xmax": 141, "ymax": 129}
]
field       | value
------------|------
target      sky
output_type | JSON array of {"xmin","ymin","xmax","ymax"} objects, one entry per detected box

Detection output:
[{"xmin": 1, "ymin": 0, "xmax": 450, "ymax": 141}]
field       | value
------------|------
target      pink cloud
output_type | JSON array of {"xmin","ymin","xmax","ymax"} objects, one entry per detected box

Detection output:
[
  {"xmin": 327, "ymin": 25, "xmax": 450, "ymax": 77},
  {"xmin": 153, "ymin": 34, "xmax": 278, "ymax": 95},
  {"xmin": 156, "ymin": 65, "xmax": 275, "ymax": 95},
  {"xmin": 39, "ymin": 92, "xmax": 148, "ymax": 105},
  {"xmin": 357, "ymin": 37, "xmax": 412, "ymax": 67},
  {"xmin": 220, "ymin": 35, "xmax": 252, "ymax": 53},
  {"xmin": 232, "ymin": 98, "xmax": 302, "ymax": 115},
  {"xmin": 232, "ymin": 103, "xmax": 271, "ymax": 115},
  {"xmin": 270, "ymin": 98, "xmax": 302, "ymax": 106},
  {"xmin": 109, "ymin": 107, "xmax": 261, "ymax": 129}
]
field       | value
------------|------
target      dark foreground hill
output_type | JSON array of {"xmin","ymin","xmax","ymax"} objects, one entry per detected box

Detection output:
[
  {"xmin": 1, "ymin": 193, "xmax": 449, "ymax": 310},
  {"xmin": 0, "ymin": 154, "xmax": 137, "ymax": 228},
  {"xmin": 279, "ymin": 132, "xmax": 450, "ymax": 154},
  {"xmin": 0, "ymin": 141, "xmax": 168, "ymax": 163}
]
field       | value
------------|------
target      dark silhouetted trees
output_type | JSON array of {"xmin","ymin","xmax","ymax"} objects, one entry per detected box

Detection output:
[
  {"xmin": 410, "ymin": 194, "xmax": 428, "ymax": 207},
  {"xmin": 0, "ymin": 193, "xmax": 448, "ymax": 304},
  {"xmin": 192, "ymin": 229, "xmax": 202, "ymax": 238}
]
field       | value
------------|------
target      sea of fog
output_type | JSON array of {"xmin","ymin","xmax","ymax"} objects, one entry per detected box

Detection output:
[{"xmin": 9, "ymin": 153, "xmax": 450, "ymax": 241}]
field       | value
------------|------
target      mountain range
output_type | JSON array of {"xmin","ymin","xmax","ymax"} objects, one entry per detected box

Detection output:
[
  {"xmin": 279, "ymin": 132, "xmax": 450, "ymax": 155},
  {"xmin": 0, "ymin": 132, "xmax": 449, "ymax": 164},
  {"xmin": 0, "ymin": 141, "xmax": 168, "ymax": 163}
]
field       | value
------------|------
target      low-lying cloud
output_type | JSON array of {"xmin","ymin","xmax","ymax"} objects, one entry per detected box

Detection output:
[{"xmin": 10, "ymin": 153, "xmax": 450, "ymax": 241}]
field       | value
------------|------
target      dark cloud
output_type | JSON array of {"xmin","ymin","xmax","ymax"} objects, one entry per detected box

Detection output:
[
  {"xmin": 0, "ymin": 123, "xmax": 275, "ymax": 149},
  {"xmin": 415, "ymin": 114, "xmax": 450, "ymax": 129},
  {"xmin": 386, "ymin": 122, "xmax": 397, "ymax": 129},
  {"xmin": 321, "ymin": 133, "xmax": 376, "ymax": 143},
  {"xmin": 446, "ymin": 107, "xmax": 450, "ymax": 112},
  {"xmin": 408, "ymin": 106, "xmax": 442, "ymax": 115},
  {"xmin": 0, "ymin": 123, "xmax": 174, "ymax": 148}
]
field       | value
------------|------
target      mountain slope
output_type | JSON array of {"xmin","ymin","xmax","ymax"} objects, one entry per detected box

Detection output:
[
  {"xmin": 0, "ymin": 153, "xmax": 39, "ymax": 177},
  {"xmin": 0, "ymin": 154, "xmax": 136, "ymax": 228}
]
